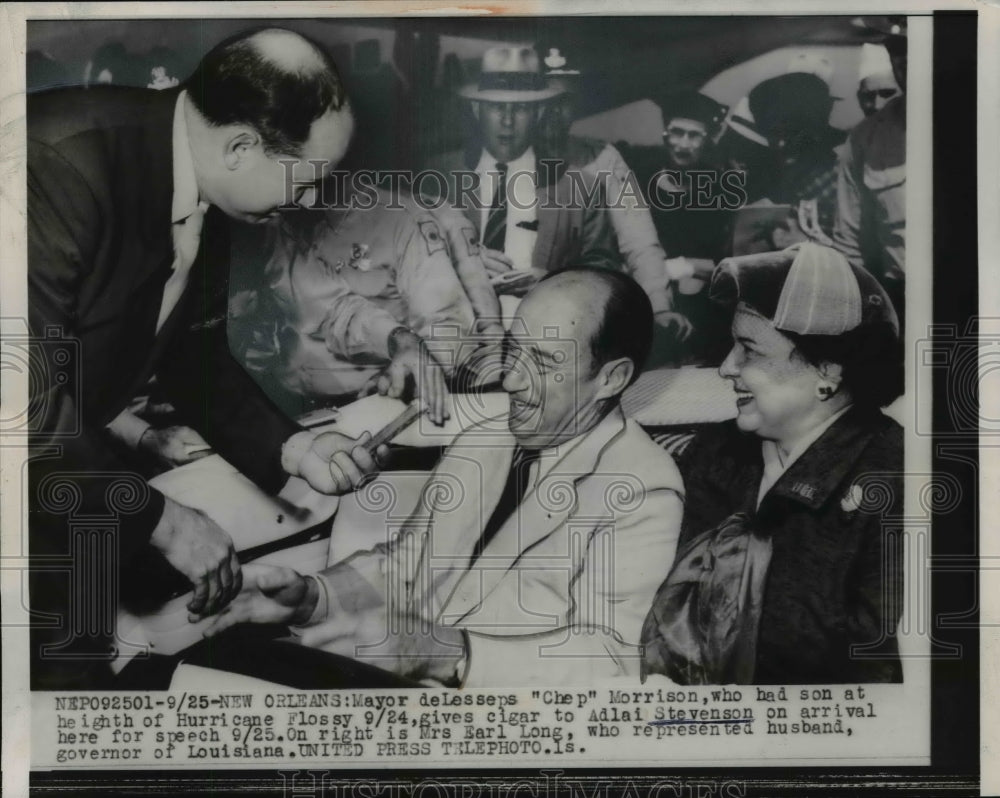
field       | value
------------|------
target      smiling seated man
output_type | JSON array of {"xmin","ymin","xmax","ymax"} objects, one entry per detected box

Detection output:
[{"xmin": 200, "ymin": 267, "xmax": 684, "ymax": 687}]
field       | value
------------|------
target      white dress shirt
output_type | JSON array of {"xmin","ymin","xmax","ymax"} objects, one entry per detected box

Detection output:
[
  {"xmin": 475, "ymin": 146, "xmax": 538, "ymax": 271},
  {"xmin": 156, "ymin": 90, "xmax": 208, "ymax": 333}
]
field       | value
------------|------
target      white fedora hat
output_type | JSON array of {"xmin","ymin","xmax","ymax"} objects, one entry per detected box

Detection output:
[{"xmin": 459, "ymin": 45, "xmax": 563, "ymax": 103}]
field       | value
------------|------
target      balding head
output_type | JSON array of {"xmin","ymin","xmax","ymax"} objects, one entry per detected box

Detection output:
[
  {"xmin": 250, "ymin": 28, "xmax": 328, "ymax": 73},
  {"xmin": 185, "ymin": 26, "xmax": 347, "ymax": 157},
  {"xmin": 183, "ymin": 27, "xmax": 353, "ymax": 224},
  {"xmin": 536, "ymin": 267, "xmax": 654, "ymax": 383}
]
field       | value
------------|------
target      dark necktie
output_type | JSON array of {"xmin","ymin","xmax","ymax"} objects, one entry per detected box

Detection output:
[
  {"xmin": 482, "ymin": 162, "xmax": 508, "ymax": 251},
  {"xmin": 469, "ymin": 446, "xmax": 541, "ymax": 566}
]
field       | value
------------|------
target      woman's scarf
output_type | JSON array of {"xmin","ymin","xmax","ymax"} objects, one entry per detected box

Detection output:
[{"xmin": 640, "ymin": 512, "xmax": 773, "ymax": 684}]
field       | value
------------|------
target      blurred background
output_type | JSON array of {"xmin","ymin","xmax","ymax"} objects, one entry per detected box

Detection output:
[{"xmin": 26, "ymin": 16, "xmax": 893, "ymax": 170}]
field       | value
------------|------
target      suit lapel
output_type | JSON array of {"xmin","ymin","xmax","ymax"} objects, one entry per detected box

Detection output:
[
  {"xmin": 532, "ymin": 158, "xmax": 571, "ymax": 271},
  {"xmin": 146, "ymin": 206, "xmax": 232, "ymax": 375},
  {"xmin": 418, "ymin": 439, "xmax": 515, "ymax": 618},
  {"xmin": 441, "ymin": 410, "xmax": 629, "ymax": 623},
  {"xmin": 532, "ymin": 181, "xmax": 557, "ymax": 270},
  {"xmin": 131, "ymin": 89, "xmax": 181, "ymax": 295}
]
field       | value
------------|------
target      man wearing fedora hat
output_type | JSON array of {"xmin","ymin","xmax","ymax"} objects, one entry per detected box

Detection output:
[{"xmin": 422, "ymin": 45, "xmax": 616, "ymax": 299}]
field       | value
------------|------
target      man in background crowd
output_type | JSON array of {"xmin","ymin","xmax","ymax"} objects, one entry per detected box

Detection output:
[
  {"xmin": 833, "ymin": 18, "xmax": 907, "ymax": 324},
  {"xmin": 536, "ymin": 47, "xmax": 690, "ymax": 344},
  {"xmin": 856, "ymin": 42, "xmax": 902, "ymax": 118},
  {"xmin": 422, "ymin": 45, "xmax": 616, "ymax": 304},
  {"xmin": 619, "ymin": 90, "xmax": 735, "ymax": 364},
  {"xmin": 747, "ymin": 58, "xmax": 845, "ymax": 238}
]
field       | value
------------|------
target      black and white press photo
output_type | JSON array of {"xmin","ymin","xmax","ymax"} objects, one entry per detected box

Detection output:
[{"xmin": 0, "ymin": 3, "xmax": 989, "ymax": 797}]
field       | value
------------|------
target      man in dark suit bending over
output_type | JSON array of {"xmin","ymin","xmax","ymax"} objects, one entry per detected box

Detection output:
[{"xmin": 27, "ymin": 28, "xmax": 385, "ymax": 688}]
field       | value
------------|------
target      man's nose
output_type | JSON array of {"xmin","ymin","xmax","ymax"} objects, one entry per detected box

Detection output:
[
  {"xmin": 502, "ymin": 358, "xmax": 529, "ymax": 394},
  {"xmin": 499, "ymin": 105, "xmax": 515, "ymax": 126},
  {"xmin": 501, "ymin": 365, "xmax": 521, "ymax": 394}
]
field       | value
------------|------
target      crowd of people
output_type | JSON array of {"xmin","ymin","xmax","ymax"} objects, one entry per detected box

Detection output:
[{"xmin": 26, "ymin": 22, "xmax": 907, "ymax": 690}]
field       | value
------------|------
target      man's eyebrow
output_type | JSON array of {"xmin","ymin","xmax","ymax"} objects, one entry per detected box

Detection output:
[{"xmin": 525, "ymin": 344, "xmax": 559, "ymax": 363}]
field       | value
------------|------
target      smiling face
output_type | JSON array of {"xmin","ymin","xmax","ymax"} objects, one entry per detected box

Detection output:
[
  {"xmin": 501, "ymin": 278, "xmax": 610, "ymax": 450},
  {"xmin": 718, "ymin": 307, "xmax": 830, "ymax": 450},
  {"xmin": 206, "ymin": 105, "xmax": 354, "ymax": 224},
  {"xmin": 478, "ymin": 101, "xmax": 539, "ymax": 163}
]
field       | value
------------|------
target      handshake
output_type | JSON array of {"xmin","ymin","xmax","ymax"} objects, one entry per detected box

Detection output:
[{"xmin": 152, "ymin": 427, "xmax": 391, "ymax": 621}]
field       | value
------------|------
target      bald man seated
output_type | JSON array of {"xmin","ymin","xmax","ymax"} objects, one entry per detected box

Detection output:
[{"xmin": 199, "ymin": 268, "xmax": 684, "ymax": 687}]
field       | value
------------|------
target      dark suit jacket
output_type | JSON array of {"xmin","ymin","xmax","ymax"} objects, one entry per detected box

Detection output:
[
  {"xmin": 27, "ymin": 86, "xmax": 300, "ymax": 566},
  {"xmin": 615, "ymin": 143, "xmax": 735, "ymax": 263},
  {"xmin": 674, "ymin": 407, "xmax": 904, "ymax": 683}
]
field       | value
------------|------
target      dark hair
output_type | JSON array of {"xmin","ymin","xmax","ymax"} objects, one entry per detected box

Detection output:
[
  {"xmin": 785, "ymin": 321, "xmax": 904, "ymax": 410},
  {"xmin": 184, "ymin": 28, "xmax": 347, "ymax": 157},
  {"xmin": 542, "ymin": 266, "xmax": 653, "ymax": 387}
]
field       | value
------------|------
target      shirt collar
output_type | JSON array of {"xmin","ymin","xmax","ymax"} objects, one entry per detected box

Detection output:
[
  {"xmin": 476, "ymin": 146, "xmax": 536, "ymax": 175},
  {"xmin": 172, "ymin": 90, "xmax": 201, "ymax": 224},
  {"xmin": 527, "ymin": 405, "xmax": 627, "ymax": 487}
]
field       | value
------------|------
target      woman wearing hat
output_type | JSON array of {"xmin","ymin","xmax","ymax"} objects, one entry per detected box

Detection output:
[{"xmin": 641, "ymin": 243, "xmax": 904, "ymax": 684}]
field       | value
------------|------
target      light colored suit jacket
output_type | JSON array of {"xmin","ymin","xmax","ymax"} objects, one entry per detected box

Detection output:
[
  {"xmin": 303, "ymin": 407, "xmax": 684, "ymax": 686},
  {"xmin": 422, "ymin": 149, "xmax": 618, "ymax": 275}
]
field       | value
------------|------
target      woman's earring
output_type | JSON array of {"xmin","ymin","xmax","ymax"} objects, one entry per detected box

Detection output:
[{"xmin": 817, "ymin": 384, "xmax": 835, "ymax": 400}]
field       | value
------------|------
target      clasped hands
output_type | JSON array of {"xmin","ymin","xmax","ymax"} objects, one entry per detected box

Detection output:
[
  {"xmin": 195, "ymin": 563, "xmax": 467, "ymax": 684},
  {"xmin": 158, "ymin": 428, "xmax": 389, "ymax": 620}
]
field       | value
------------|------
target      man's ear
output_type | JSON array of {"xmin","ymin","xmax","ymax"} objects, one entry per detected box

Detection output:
[
  {"xmin": 469, "ymin": 101, "xmax": 480, "ymax": 122},
  {"xmin": 595, "ymin": 357, "xmax": 634, "ymax": 401},
  {"xmin": 223, "ymin": 129, "xmax": 260, "ymax": 171}
]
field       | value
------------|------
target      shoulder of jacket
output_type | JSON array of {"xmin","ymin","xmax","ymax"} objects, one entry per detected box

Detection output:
[
  {"xmin": 593, "ymin": 418, "xmax": 685, "ymax": 495},
  {"xmin": 852, "ymin": 413, "xmax": 903, "ymax": 471}
]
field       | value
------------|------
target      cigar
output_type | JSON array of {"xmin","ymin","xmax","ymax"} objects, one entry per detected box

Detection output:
[{"xmin": 365, "ymin": 400, "xmax": 428, "ymax": 453}]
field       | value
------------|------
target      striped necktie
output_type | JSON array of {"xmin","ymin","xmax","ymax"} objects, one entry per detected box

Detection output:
[{"xmin": 482, "ymin": 162, "xmax": 508, "ymax": 251}]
